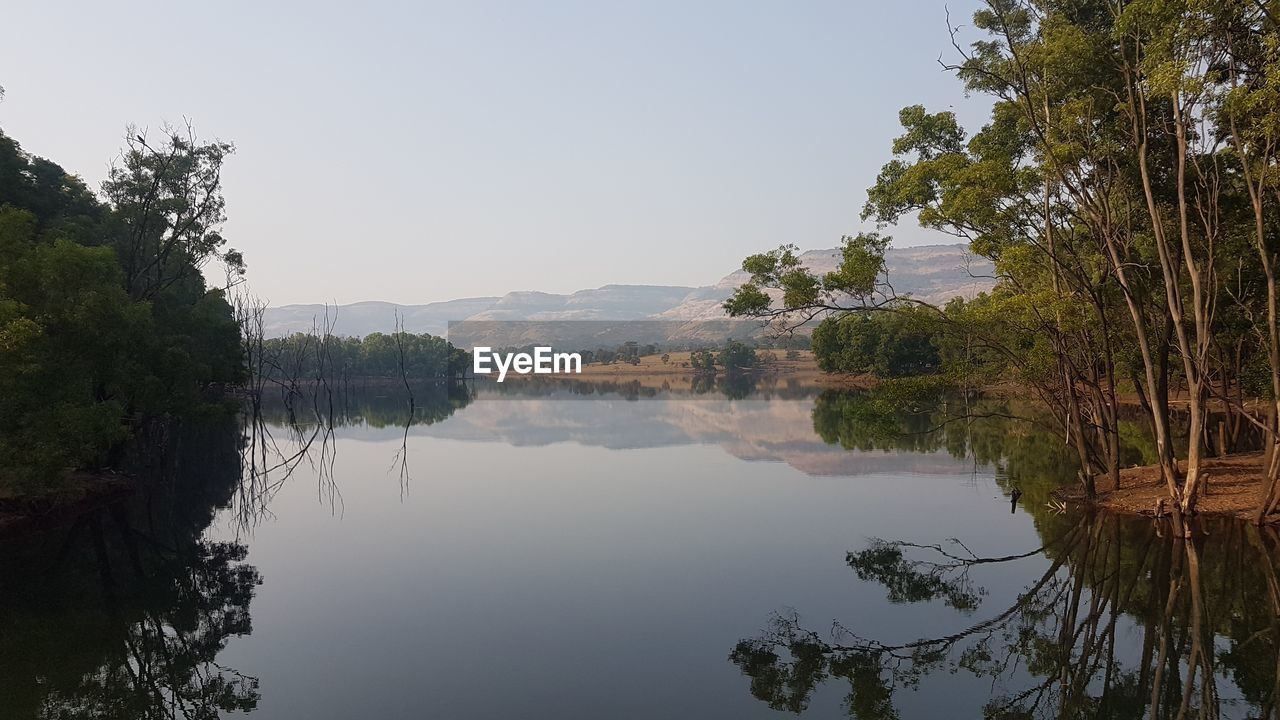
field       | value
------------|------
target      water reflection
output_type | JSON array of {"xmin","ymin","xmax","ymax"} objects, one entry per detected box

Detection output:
[
  {"xmin": 730, "ymin": 389, "xmax": 1280, "ymax": 718},
  {"xmin": 252, "ymin": 379, "xmax": 472, "ymax": 429},
  {"xmin": 237, "ymin": 381, "xmax": 472, "ymax": 523},
  {"xmin": 731, "ymin": 511, "xmax": 1280, "ymax": 719},
  {"xmin": 4, "ymin": 384, "xmax": 1280, "ymax": 718},
  {"xmin": 0, "ymin": 418, "xmax": 260, "ymax": 719}
]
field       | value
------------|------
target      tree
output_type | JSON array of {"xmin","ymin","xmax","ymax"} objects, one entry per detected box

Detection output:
[
  {"xmin": 723, "ymin": 233, "xmax": 894, "ymax": 328},
  {"xmin": 0, "ymin": 125, "xmax": 245, "ymax": 493},
  {"xmin": 690, "ymin": 349, "xmax": 716, "ymax": 371},
  {"xmin": 811, "ymin": 307, "xmax": 942, "ymax": 378},
  {"xmin": 725, "ymin": 0, "xmax": 1280, "ymax": 521},
  {"xmin": 717, "ymin": 341, "xmax": 759, "ymax": 372},
  {"xmin": 102, "ymin": 125, "xmax": 242, "ymax": 301},
  {"xmin": 259, "ymin": 330, "xmax": 470, "ymax": 382},
  {"xmin": 0, "ymin": 209, "xmax": 147, "ymax": 487}
]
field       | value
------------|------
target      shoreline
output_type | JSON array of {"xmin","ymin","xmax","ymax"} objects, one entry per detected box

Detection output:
[
  {"xmin": 1056, "ymin": 453, "xmax": 1276, "ymax": 523},
  {"xmin": 0, "ymin": 472, "xmax": 135, "ymax": 540}
]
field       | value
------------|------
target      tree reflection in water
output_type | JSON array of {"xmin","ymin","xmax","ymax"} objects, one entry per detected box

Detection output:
[
  {"xmin": 0, "ymin": 418, "xmax": 261, "ymax": 719},
  {"xmin": 235, "ymin": 380, "xmax": 472, "ymax": 527},
  {"xmin": 0, "ymin": 380, "xmax": 469, "ymax": 718},
  {"xmin": 731, "ymin": 389, "xmax": 1280, "ymax": 718},
  {"xmin": 732, "ymin": 511, "xmax": 1280, "ymax": 718}
]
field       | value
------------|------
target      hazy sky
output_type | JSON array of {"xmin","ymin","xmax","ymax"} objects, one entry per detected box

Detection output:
[{"xmin": 0, "ymin": 0, "xmax": 987, "ymax": 305}]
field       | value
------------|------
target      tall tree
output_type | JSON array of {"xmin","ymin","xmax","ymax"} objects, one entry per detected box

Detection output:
[{"xmin": 102, "ymin": 124, "xmax": 242, "ymax": 301}]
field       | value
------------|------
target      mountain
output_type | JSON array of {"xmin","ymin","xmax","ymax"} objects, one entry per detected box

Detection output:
[
  {"xmin": 261, "ymin": 297, "xmax": 499, "ymax": 338},
  {"xmin": 463, "ymin": 285, "xmax": 700, "ymax": 321},
  {"xmin": 654, "ymin": 244, "xmax": 994, "ymax": 324},
  {"xmin": 262, "ymin": 243, "xmax": 994, "ymax": 340}
]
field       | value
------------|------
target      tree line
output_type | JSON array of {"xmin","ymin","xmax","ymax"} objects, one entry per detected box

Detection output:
[
  {"xmin": 0, "ymin": 123, "xmax": 244, "ymax": 491},
  {"xmin": 258, "ymin": 331, "xmax": 471, "ymax": 384},
  {"xmin": 727, "ymin": 0, "xmax": 1280, "ymax": 528}
]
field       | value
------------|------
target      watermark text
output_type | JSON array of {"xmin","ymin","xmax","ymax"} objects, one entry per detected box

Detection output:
[{"xmin": 473, "ymin": 346, "xmax": 582, "ymax": 381}]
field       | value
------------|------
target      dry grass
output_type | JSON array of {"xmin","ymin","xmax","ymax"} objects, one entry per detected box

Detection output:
[{"xmin": 511, "ymin": 349, "xmax": 874, "ymax": 388}]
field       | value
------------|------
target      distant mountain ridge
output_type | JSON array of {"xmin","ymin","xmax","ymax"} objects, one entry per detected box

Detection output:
[{"xmin": 261, "ymin": 244, "xmax": 995, "ymax": 339}]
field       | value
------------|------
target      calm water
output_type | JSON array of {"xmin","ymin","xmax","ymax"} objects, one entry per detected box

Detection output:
[{"xmin": 2, "ymin": 380, "xmax": 1278, "ymax": 718}]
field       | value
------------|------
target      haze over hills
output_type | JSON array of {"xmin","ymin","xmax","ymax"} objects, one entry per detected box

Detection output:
[{"xmin": 262, "ymin": 244, "xmax": 995, "ymax": 339}]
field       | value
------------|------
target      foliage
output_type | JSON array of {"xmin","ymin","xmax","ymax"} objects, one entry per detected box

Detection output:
[
  {"xmin": 102, "ymin": 125, "xmax": 243, "ymax": 299},
  {"xmin": 261, "ymin": 331, "xmax": 470, "ymax": 382},
  {"xmin": 723, "ymin": 233, "xmax": 892, "ymax": 323},
  {"xmin": 690, "ymin": 349, "xmax": 716, "ymax": 371},
  {"xmin": 811, "ymin": 306, "xmax": 942, "ymax": 377},
  {"xmin": 716, "ymin": 340, "xmax": 759, "ymax": 372},
  {"xmin": 726, "ymin": 0, "xmax": 1280, "ymax": 514},
  {"xmin": 0, "ymin": 127, "xmax": 244, "ymax": 491}
]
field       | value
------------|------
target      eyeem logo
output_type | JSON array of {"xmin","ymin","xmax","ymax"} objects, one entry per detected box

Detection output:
[{"xmin": 473, "ymin": 346, "xmax": 582, "ymax": 382}]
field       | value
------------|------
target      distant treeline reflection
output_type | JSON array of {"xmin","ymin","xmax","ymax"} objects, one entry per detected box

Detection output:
[
  {"xmin": 250, "ymin": 376, "xmax": 831, "ymax": 426},
  {"xmin": 254, "ymin": 381, "xmax": 473, "ymax": 429},
  {"xmin": 480, "ymin": 374, "xmax": 818, "ymax": 401}
]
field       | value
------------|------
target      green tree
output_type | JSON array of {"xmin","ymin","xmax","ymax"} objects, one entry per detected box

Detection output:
[
  {"xmin": 811, "ymin": 307, "xmax": 942, "ymax": 378},
  {"xmin": 717, "ymin": 341, "xmax": 758, "ymax": 372},
  {"xmin": 0, "ymin": 208, "xmax": 149, "ymax": 487},
  {"xmin": 723, "ymin": 233, "xmax": 893, "ymax": 324},
  {"xmin": 726, "ymin": 0, "xmax": 1280, "ymax": 513},
  {"xmin": 0, "ymin": 125, "xmax": 245, "ymax": 493},
  {"xmin": 690, "ymin": 349, "xmax": 716, "ymax": 371},
  {"xmin": 102, "ymin": 126, "xmax": 242, "ymax": 300}
]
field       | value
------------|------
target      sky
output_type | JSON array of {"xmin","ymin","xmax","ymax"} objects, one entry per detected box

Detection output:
[{"xmin": 0, "ymin": 0, "xmax": 988, "ymax": 306}]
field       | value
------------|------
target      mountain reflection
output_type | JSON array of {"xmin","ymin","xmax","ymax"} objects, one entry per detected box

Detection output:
[
  {"xmin": 378, "ymin": 383, "xmax": 1080, "ymax": 481},
  {"xmin": 731, "ymin": 511, "xmax": 1280, "ymax": 719},
  {"xmin": 262, "ymin": 382, "xmax": 1139, "ymax": 484}
]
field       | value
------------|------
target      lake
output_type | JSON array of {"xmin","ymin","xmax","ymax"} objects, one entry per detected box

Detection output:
[{"xmin": 2, "ymin": 380, "xmax": 1277, "ymax": 718}]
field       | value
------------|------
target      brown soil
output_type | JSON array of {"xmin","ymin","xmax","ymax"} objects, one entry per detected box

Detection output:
[{"xmin": 1058, "ymin": 453, "xmax": 1272, "ymax": 522}]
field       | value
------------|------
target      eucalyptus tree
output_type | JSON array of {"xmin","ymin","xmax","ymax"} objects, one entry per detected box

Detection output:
[
  {"xmin": 1214, "ymin": 0, "xmax": 1280, "ymax": 521},
  {"xmin": 922, "ymin": 0, "xmax": 1225, "ymax": 516},
  {"xmin": 946, "ymin": 0, "xmax": 1280, "ymax": 520},
  {"xmin": 727, "ymin": 0, "xmax": 1280, "ymax": 521}
]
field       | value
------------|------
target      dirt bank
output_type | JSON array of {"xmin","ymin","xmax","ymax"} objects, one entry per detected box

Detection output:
[{"xmin": 1058, "ymin": 453, "xmax": 1273, "ymax": 522}]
